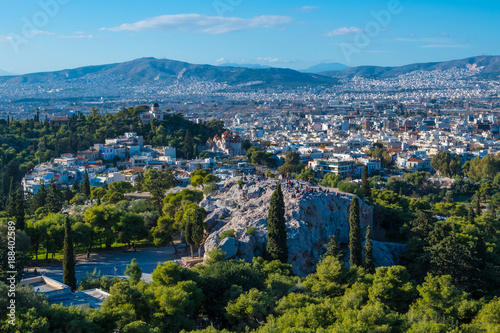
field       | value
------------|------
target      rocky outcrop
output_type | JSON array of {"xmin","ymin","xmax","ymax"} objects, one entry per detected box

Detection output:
[{"xmin": 202, "ymin": 176, "xmax": 403, "ymax": 276}]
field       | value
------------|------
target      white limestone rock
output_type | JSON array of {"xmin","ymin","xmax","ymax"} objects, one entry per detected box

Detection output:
[{"xmin": 202, "ymin": 176, "xmax": 403, "ymax": 276}]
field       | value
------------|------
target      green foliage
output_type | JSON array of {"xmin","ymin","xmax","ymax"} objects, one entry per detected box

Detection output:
[
  {"xmin": 246, "ymin": 147, "xmax": 277, "ymax": 168},
  {"xmin": 246, "ymin": 227, "xmax": 258, "ymax": 236},
  {"xmin": 206, "ymin": 248, "xmax": 227, "ymax": 265},
  {"xmin": 368, "ymin": 266, "xmax": 417, "ymax": 313},
  {"xmin": 78, "ymin": 268, "xmax": 121, "ymax": 292},
  {"xmin": 361, "ymin": 166, "xmax": 371, "ymax": 198},
  {"xmin": 143, "ymin": 168, "xmax": 176, "ymax": 213},
  {"xmin": 225, "ymin": 288, "xmax": 274, "ymax": 331},
  {"xmin": 303, "ymin": 256, "xmax": 360, "ymax": 297},
  {"xmin": 349, "ymin": 196, "xmax": 363, "ymax": 267},
  {"xmin": 266, "ymin": 183, "xmax": 288, "ymax": 263},
  {"xmin": 81, "ymin": 170, "xmax": 91, "ymax": 199},
  {"xmin": 125, "ymin": 258, "xmax": 142, "ymax": 284},
  {"xmin": 183, "ymin": 204, "xmax": 207, "ymax": 258},
  {"xmin": 464, "ymin": 155, "xmax": 500, "ymax": 180},
  {"xmin": 407, "ymin": 274, "xmax": 482, "ymax": 330},
  {"xmin": 62, "ymin": 216, "xmax": 76, "ymax": 291},
  {"xmin": 219, "ymin": 229, "xmax": 236, "ymax": 241},
  {"xmin": 295, "ymin": 168, "xmax": 315, "ymax": 182},
  {"xmin": 151, "ymin": 216, "xmax": 175, "ymax": 247},
  {"xmin": 0, "ymin": 224, "xmax": 30, "ymax": 280},
  {"xmin": 162, "ymin": 189, "xmax": 204, "ymax": 218},
  {"xmin": 321, "ymin": 234, "xmax": 344, "ymax": 261},
  {"xmin": 152, "ymin": 261, "xmax": 199, "ymax": 287},
  {"xmin": 431, "ymin": 151, "xmax": 461, "ymax": 177},
  {"xmin": 363, "ymin": 226, "xmax": 375, "ymax": 273}
]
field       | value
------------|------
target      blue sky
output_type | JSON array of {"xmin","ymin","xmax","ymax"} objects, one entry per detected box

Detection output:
[{"xmin": 0, "ymin": 0, "xmax": 499, "ymax": 74}]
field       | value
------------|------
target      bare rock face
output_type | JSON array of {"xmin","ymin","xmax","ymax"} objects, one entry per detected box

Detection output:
[{"xmin": 202, "ymin": 176, "xmax": 402, "ymax": 276}]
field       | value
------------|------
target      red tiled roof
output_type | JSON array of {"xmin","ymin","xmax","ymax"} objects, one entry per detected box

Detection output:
[{"xmin": 50, "ymin": 117, "xmax": 69, "ymax": 122}]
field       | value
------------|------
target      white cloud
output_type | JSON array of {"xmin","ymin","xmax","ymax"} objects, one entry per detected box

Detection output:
[
  {"xmin": 365, "ymin": 50, "xmax": 389, "ymax": 54},
  {"xmin": 393, "ymin": 37, "xmax": 454, "ymax": 44},
  {"xmin": 421, "ymin": 44, "xmax": 468, "ymax": 49},
  {"xmin": 102, "ymin": 14, "xmax": 292, "ymax": 34},
  {"xmin": 300, "ymin": 6, "xmax": 320, "ymax": 12},
  {"xmin": 257, "ymin": 57, "xmax": 293, "ymax": 64},
  {"xmin": 0, "ymin": 36, "xmax": 13, "ymax": 42},
  {"xmin": 215, "ymin": 58, "xmax": 228, "ymax": 64},
  {"xmin": 324, "ymin": 27, "xmax": 363, "ymax": 37},
  {"xmin": 26, "ymin": 30, "xmax": 54, "ymax": 35},
  {"xmin": 58, "ymin": 34, "xmax": 93, "ymax": 39}
]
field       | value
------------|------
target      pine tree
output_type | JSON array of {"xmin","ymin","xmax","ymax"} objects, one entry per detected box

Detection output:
[
  {"xmin": 349, "ymin": 196, "xmax": 363, "ymax": 267},
  {"xmin": 15, "ymin": 188, "xmax": 25, "ymax": 231},
  {"xmin": 124, "ymin": 258, "xmax": 142, "ymax": 284},
  {"xmin": 81, "ymin": 170, "xmax": 90, "ymax": 199},
  {"xmin": 321, "ymin": 234, "xmax": 343, "ymax": 261},
  {"xmin": 266, "ymin": 183, "xmax": 288, "ymax": 263},
  {"xmin": 361, "ymin": 166, "xmax": 371, "ymax": 199},
  {"xmin": 63, "ymin": 216, "xmax": 77, "ymax": 291},
  {"xmin": 364, "ymin": 226, "xmax": 375, "ymax": 273}
]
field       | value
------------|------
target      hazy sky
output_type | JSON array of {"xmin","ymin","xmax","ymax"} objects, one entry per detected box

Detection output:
[{"xmin": 0, "ymin": 0, "xmax": 498, "ymax": 74}]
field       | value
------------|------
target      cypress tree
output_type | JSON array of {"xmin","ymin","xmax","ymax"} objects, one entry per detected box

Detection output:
[
  {"xmin": 182, "ymin": 130, "xmax": 194, "ymax": 159},
  {"xmin": 349, "ymin": 196, "xmax": 363, "ymax": 267},
  {"xmin": 15, "ymin": 188, "xmax": 25, "ymax": 231},
  {"xmin": 71, "ymin": 179, "xmax": 79, "ymax": 192},
  {"xmin": 361, "ymin": 166, "xmax": 371, "ymax": 198},
  {"xmin": 468, "ymin": 206, "xmax": 476, "ymax": 225},
  {"xmin": 30, "ymin": 183, "xmax": 47, "ymax": 214},
  {"xmin": 364, "ymin": 226, "xmax": 375, "ymax": 273},
  {"xmin": 81, "ymin": 170, "xmax": 90, "ymax": 199},
  {"xmin": 475, "ymin": 198, "xmax": 481, "ymax": 217},
  {"xmin": 46, "ymin": 181, "xmax": 62, "ymax": 213},
  {"xmin": 266, "ymin": 182, "xmax": 288, "ymax": 263},
  {"xmin": 63, "ymin": 216, "xmax": 77, "ymax": 291},
  {"xmin": 6, "ymin": 179, "xmax": 16, "ymax": 217}
]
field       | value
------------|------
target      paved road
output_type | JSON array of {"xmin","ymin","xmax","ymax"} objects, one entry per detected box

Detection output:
[{"xmin": 25, "ymin": 245, "xmax": 187, "ymax": 283}]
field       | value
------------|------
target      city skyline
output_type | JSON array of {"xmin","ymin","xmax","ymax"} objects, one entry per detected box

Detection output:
[{"xmin": 0, "ymin": 0, "xmax": 499, "ymax": 74}]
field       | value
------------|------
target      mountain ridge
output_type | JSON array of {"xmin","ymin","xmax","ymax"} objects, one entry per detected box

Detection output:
[
  {"xmin": 319, "ymin": 55, "xmax": 500, "ymax": 79},
  {"xmin": 301, "ymin": 62, "xmax": 350, "ymax": 73},
  {"xmin": 0, "ymin": 57, "xmax": 336, "ymax": 89}
]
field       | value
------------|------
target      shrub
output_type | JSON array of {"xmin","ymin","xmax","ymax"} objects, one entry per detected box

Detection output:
[
  {"xmin": 237, "ymin": 179, "xmax": 245, "ymax": 188},
  {"xmin": 206, "ymin": 248, "xmax": 227, "ymax": 265},
  {"xmin": 204, "ymin": 182, "xmax": 218, "ymax": 195},
  {"xmin": 246, "ymin": 227, "xmax": 258, "ymax": 236},
  {"xmin": 219, "ymin": 229, "xmax": 236, "ymax": 241}
]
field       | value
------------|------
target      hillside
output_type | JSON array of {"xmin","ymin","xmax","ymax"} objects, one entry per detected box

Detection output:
[
  {"xmin": 301, "ymin": 62, "xmax": 350, "ymax": 73},
  {"xmin": 321, "ymin": 55, "xmax": 500, "ymax": 79},
  {"xmin": 0, "ymin": 57, "xmax": 337, "ymax": 89}
]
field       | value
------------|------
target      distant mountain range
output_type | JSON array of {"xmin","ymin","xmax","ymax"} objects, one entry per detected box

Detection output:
[
  {"xmin": 301, "ymin": 62, "xmax": 350, "ymax": 73},
  {"xmin": 0, "ymin": 58, "xmax": 336, "ymax": 89},
  {"xmin": 0, "ymin": 69, "xmax": 15, "ymax": 76},
  {"xmin": 1, "ymin": 56, "xmax": 499, "ymax": 100},
  {"xmin": 319, "ymin": 56, "xmax": 500, "ymax": 79},
  {"xmin": 218, "ymin": 63, "xmax": 272, "ymax": 69}
]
